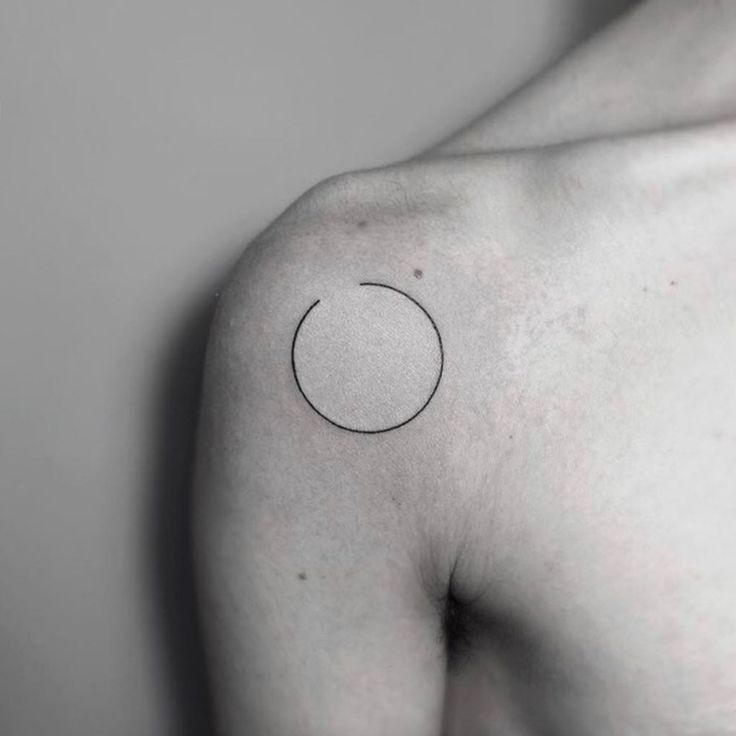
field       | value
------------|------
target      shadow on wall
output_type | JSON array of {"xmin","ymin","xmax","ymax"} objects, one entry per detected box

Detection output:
[
  {"xmin": 147, "ymin": 1, "xmax": 638, "ymax": 734},
  {"xmin": 148, "ymin": 285, "xmax": 221, "ymax": 736},
  {"xmin": 578, "ymin": 0, "xmax": 639, "ymax": 34}
]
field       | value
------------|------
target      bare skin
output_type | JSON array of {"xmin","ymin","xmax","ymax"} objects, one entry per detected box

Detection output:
[{"xmin": 193, "ymin": 2, "xmax": 736, "ymax": 734}]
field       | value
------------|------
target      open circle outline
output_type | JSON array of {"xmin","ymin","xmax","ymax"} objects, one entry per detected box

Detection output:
[{"xmin": 290, "ymin": 281, "xmax": 444, "ymax": 434}]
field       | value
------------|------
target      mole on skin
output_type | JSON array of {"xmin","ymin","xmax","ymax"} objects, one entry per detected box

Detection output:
[{"xmin": 291, "ymin": 282, "xmax": 443, "ymax": 434}]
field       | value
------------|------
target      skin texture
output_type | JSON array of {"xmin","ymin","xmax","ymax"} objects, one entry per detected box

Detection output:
[{"xmin": 193, "ymin": 1, "xmax": 736, "ymax": 734}]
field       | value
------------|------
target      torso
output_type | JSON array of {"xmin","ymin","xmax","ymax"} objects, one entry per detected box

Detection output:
[
  {"xmin": 459, "ymin": 134, "xmax": 736, "ymax": 733},
  {"xmin": 324, "ymin": 119, "xmax": 736, "ymax": 734},
  {"xmin": 379, "ymin": 2, "xmax": 736, "ymax": 728}
]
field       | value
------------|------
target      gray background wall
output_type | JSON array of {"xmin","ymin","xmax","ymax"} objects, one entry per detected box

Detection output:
[{"xmin": 0, "ymin": 1, "xmax": 630, "ymax": 734}]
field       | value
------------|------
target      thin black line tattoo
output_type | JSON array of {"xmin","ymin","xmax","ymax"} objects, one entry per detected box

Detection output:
[{"xmin": 290, "ymin": 282, "xmax": 444, "ymax": 434}]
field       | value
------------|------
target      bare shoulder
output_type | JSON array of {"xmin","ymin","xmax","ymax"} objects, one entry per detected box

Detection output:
[
  {"xmin": 194, "ymin": 122, "xmax": 736, "ymax": 734},
  {"xmin": 191, "ymin": 157, "xmax": 518, "ymax": 736},
  {"xmin": 191, "ymin": 143, "xmax": 596, "ymax": 734},
  {"xmin": 196, "ymin": 158, "xmax": 500, "ymax": 536},
  {"xmin": 198, "ymin": 117, "xmax": 736, "ymax": 603}
]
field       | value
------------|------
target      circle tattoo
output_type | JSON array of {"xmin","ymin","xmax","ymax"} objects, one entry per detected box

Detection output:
[{"xmin": 291, "ymin": 282, "xmax": 444, "ymax": 434}]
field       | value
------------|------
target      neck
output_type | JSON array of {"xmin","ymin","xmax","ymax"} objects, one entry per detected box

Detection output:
[{"xmin": 432, "ymin": 0, "xmax": 736, "ymax": 154}]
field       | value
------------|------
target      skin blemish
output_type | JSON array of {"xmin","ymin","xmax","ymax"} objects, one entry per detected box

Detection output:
[
  {"xmin": 670, "ymin": 280, "xmax": 678, "ymax": 287},
  {"xmin": 413, "ymin": 268, "xmax": 423, "ymax": 279},
  {"xmin": 298, "ymin": 572, "xmax": 307, "ymax": 581},
  {"xmin": 508, "ymin": 434, "xmax": 514, "ymax": 440},
  {"xmin": 642, "ymin": 286, "xmax": 648, "ymax": 292},
  {"xmin": 357, "ymin": 220, "xmax": 368, "ymax": 229}
]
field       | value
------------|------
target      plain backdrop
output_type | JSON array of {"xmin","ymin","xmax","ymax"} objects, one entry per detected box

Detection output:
[{"xmin": 1, "ymin": 1, "xmax": 632, "ymax": 734}]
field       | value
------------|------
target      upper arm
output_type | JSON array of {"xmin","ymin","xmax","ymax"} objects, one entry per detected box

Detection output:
[{"xmin": 192, "ymin": 176, "xmax": 455, "ymax": 736}]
